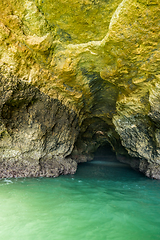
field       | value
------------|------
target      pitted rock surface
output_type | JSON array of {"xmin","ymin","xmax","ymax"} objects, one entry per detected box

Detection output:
[{"xmin": 0, "ymin": 0, "xmax": 160, "ymax": 178}]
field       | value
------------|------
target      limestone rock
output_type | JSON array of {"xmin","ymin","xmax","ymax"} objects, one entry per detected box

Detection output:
[
  {"xmin": 0, "ymin": 73, "xmax": 78, "ymax": 177},
  {"xmin": 0, "ymin": 0, "xmax": 160, "ymax": 178}
]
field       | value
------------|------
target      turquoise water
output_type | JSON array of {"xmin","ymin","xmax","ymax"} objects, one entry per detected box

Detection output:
[{"xmin": 0, "ymin": 156, "xmax": 160, "ymax": 240}]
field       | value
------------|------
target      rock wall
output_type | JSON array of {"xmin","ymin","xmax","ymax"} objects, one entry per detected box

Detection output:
[
  {"xmin": 0, "ymin": 73, "xmax": 78, "ymax": 177},
  {"xmin": 0, "ymin": 0, "xmax": 160, "ymax": 178}
]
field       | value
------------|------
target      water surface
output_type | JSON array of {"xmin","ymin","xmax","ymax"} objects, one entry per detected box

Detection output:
[{"xmin": 0, "ymin": 153, "xmax": 160, "ymax": 240}]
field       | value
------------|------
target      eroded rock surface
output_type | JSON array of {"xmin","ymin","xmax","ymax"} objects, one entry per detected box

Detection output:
[
  {"xmin": 0, "ymin": 0, "xmax": 160, "ymax": 178},
  {"xmin": 0, "ymin": 73, "xmax": 78, "ymax": 177}
]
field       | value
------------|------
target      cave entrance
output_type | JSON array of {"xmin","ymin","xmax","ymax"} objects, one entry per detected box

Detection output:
[
  {"xmin": 90, "ymin": 143, "xmax": 130, "ymax": 168},
  {"xmin": 92, "ymin": 143, "xmax": 118, "ymax": 162},
  {"xmin": 76, "ymin": 143, "xmax": 133, "ymax": 180}
]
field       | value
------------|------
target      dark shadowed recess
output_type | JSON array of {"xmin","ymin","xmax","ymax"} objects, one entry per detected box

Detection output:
[
  {"xmin": 76, "ymin": 143, "xmax": 146, "ymax": 181},
  {"xmin": 92, "ymin": 143, "xmax": 120, "ymax": 162}
]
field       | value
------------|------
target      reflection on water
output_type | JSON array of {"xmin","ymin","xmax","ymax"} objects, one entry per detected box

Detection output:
[
  {"xmin": 0, "ymin": 150, "xmax": 160, "ymax": 240},
  {"xmin": 90, "ymin": 160, "xmax": 129, "ymax": 167}
]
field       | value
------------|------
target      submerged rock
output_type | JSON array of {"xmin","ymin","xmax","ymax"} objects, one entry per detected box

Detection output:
[{"xmin": 0, "ymin": 0, "xmax": 160, "ymax": 178}]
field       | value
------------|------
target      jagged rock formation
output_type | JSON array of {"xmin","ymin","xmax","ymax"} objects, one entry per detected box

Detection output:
[
  {"xmin": 0, "ymin": 0, "xmax": 160, "ymax": 178},
  {"xmin": 0, "ymin": 74, "xmax": 78, "ymax": 177}
]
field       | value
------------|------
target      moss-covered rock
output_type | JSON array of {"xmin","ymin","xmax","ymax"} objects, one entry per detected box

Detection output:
[{"xmin": 0, "ymin": 0, "xmax": 160, "ymax": 178}]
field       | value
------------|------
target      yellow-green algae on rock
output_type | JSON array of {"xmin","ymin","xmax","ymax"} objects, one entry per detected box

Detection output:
[{"xmin": 0, "ymin": 0, "xmax": 160, "ymax": 178}]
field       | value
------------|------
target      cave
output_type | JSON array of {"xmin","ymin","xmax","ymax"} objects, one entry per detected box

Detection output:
[
  {"xmin": 92, "ymin": 143, "xmax": 123, "ymax": 163},
  {"xmin": 1, "ymin": 0, "xmax": 160, "ymax": 238},
  {"xmin": 0, "ymin": 0, "xmax": 160, "ymax": 181}
]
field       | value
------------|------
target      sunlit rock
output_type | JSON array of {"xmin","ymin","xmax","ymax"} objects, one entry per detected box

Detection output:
[{"xmin": 0, "ymin": 0, "xmax": 160, "ymax": 178}]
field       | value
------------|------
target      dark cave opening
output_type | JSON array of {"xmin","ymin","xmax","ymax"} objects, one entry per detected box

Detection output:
[
  {"xmin": 83, "ymin": 143, "xmax": 146, "ymax": 180},
  {"xmin": 90, "ymin": 143, "xmax": 131, "ymax": 169},
  {"xmin": 76, "ymin": 143, "xmax": 138, "ymax": 181},
  {"xmin": 92, "ymin": 143, "xmax": 119, "ymax": 162},
  {"xmin": 70, "ymin": 115, "xmax": 141, "ymax": 175}
]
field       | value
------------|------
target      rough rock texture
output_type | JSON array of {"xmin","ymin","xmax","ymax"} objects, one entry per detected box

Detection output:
[
  {"xmin": 0, "ymin": 73, "xmax": 78, "ymax": 177},
  {"xmin": 0, "ymin": 0, "xmax": 160, "ymax": 178}
]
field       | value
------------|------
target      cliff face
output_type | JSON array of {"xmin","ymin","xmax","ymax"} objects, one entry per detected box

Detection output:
[{"xmin": 0, "ymin": 0, "xmax": 160, "ymax": 178}]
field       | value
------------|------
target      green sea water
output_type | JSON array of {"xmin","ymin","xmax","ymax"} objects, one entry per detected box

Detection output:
[{"xmin": 0, "ymin": 154, "xmax": 160, "ymax": 240}]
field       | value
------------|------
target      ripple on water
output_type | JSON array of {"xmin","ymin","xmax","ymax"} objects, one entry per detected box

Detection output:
[{"xmin": 0, "ymin": 178, "xmax": 13, "ymax": 186}]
